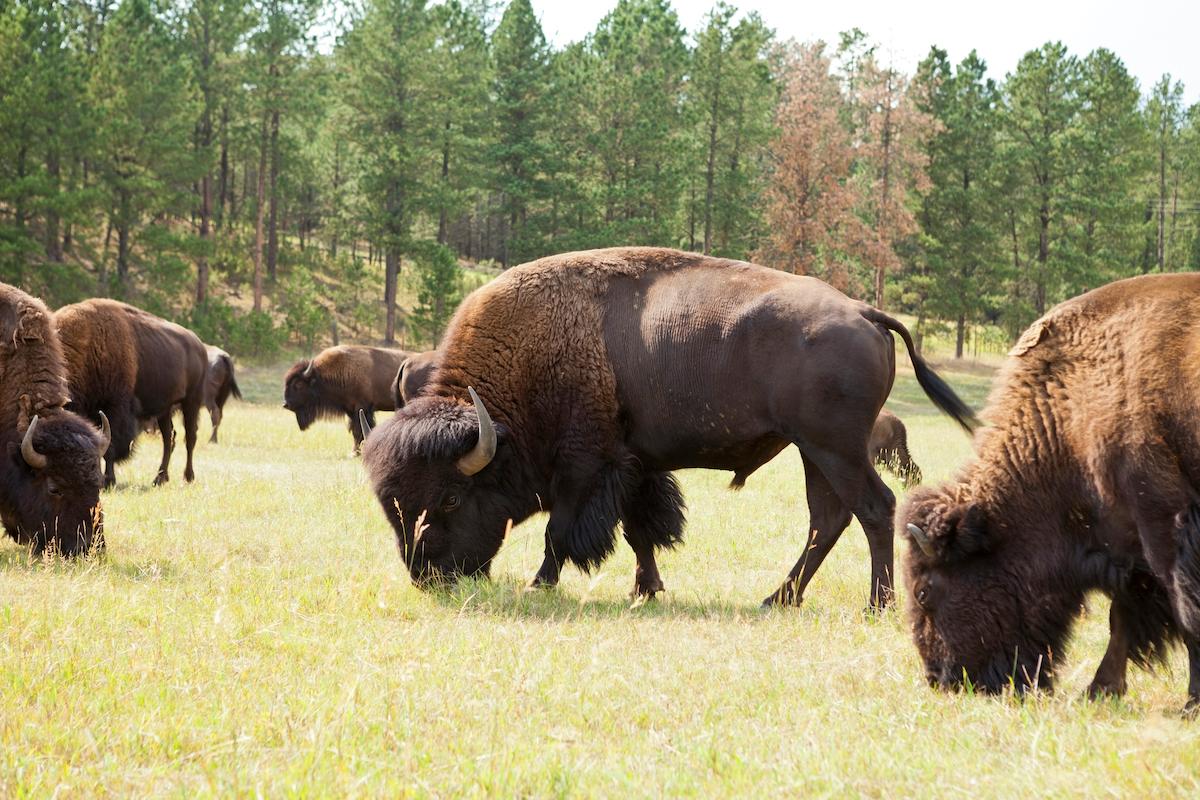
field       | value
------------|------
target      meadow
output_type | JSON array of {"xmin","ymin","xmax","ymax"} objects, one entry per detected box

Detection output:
[{"xmin": 3, "ymin": 355, "xmax": 1200, "ymax": 797}]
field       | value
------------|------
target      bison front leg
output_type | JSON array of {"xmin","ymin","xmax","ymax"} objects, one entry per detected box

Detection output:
[
  {"xmin": 621, "ymin": 471, "xmax": 685, "ymax": 600},
  {"xmin": 1185, "ymin": 637, "xmax": 1200, "ymax": 716},
  {"xmin": 153, "ymin": 414, "xmax": 175, "ymax": 486},
  {"xmin": 1087, "ymin": 601, "xmax": 1131, "ymax": 700}
]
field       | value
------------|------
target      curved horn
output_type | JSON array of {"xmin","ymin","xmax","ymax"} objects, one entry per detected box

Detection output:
[
  {"xmin": 21, "ymin": 416, "xmax": 47, "ymax": 470},
  {"xmin": 906, "ymin": 523, "xmax": 934, "ymax": 557},
  {"xmin": 96, "ymin": 411, "xmax": 111, "ymax": 452},
  {"xmin": 303, "ymin": 360, "xmax": 315, "ymax": 378},
  {"xmin": 456, "ymin": 386, "xmax": 496, "ymax": 476},
  {"xmin": 358, "ymin": 409, "xmax": 373, "ymax": 440}
]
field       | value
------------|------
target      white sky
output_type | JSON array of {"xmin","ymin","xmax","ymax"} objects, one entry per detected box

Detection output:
[{"xmin": 531, "ymin": 0, "xmax": 1199, "ymax": 103}]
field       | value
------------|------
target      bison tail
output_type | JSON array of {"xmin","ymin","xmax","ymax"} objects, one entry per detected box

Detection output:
[
  {"xmin": 1173, "ymin": 504, "xmax": 1200, "ymax": 639},
  {"xmin": 863, "ymin": 309, "xmax": 980, "ymax": 436},
  {"xmin": 225, "ymin": 355, "xmax": 243, "ymax": 400}
]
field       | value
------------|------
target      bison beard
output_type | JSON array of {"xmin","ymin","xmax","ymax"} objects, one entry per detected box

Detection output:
[
  {"xmin": 364, "ymin": 247, "xmax": 977, "ymax": 607},
  {"xmin": 901, "ymin": 272, "xmax": 1200, "ymax": 710}
]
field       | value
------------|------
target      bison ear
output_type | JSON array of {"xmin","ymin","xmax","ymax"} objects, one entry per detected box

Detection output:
[{"xmin": 903, "ymin": 492, "xmax": 990, "ymax": 563}]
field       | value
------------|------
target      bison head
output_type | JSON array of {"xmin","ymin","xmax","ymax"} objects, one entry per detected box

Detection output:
[
  {"xmin": 900, "ymin": 487, "xmax": 1077, "ymax": 696},
  {"xmin": 1, "ymin": 411, "xmax": 109, "ymax": 556},
  {"xmin": 282, "ymin": 359, "xmax": 321, "ymax": 430},
  {"xmin": 362, "ymin": 388, "xmax": 528, "ymax": 587}
]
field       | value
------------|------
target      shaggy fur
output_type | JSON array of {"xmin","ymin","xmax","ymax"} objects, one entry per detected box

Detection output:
[
  {"xmin": 55, "ymin": 299, "xmax": 208, "ymax": 488},
  {"xmin": 0, "ymin": 284, "xmax": 105, "ymax": 555},
  {"xmin": 900, "ymin": 272, "xmax": 1200, "ymax": 707},
  {"xmin": 870, "ymin": 410, "xmax": 922, "ymax": 487},
  {"xmin": 365, "ymin": 247, "xmax": 976, "ymax": 604},
  {"xmin": 283, "ymin": 345, "xmax": 410, "ymax": 452}
]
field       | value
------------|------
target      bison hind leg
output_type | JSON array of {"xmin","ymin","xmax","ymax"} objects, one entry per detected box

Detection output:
[{"xmin": 1172, "ymin": 505, "xmax": 1200, "ymax": 638}]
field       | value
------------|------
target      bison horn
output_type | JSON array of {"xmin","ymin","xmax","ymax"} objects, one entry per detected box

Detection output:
[
  {"xmin": 97, "ymin": 411, "xmax": 111, "ymax": 452},
  {"xmin": 358, "ymin": 409, "xmax": 372, "ymax": 440},
  {"xmin": 457, "ymin": 386, "xmax": 496, "ymax": 476},
  {"xmin": 21, "ymin": 415, "xmax": 47, "ymax": 470},
  {"xmin": 906, "ymin": 523, "xmax": 934, "ymax": 557},
  {"xmin": 303, "ymin": 360, "xmax": 315, "ymax": 379}
]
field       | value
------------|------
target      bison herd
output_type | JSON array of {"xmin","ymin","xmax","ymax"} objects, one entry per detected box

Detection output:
[{"xmin": 3, "ymin": 247, "xmax": 1199, "ymax": 712}]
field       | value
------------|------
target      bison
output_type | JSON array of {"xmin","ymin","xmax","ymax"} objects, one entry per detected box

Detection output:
[
  {"xmin": 283, "ymin": 345, "xmax": 410, "ymax": 453},
  {"xmin": 870, "ymin": 410, "xmax": 921, "ymax": 487},
  {"xmin": 55, "ymin": 299, "xmax": 207, "ymax": 488},
  {"xmin": 900, "ymin": 273, "xmax": 1200, "ymax": 709},
  {"xmin": 203, "ymin": 345, "xmax": 242, "ymax": 443},
  {"xmin": 363, "ymin": 247, "xmax": 976, "ymax": 608},
  {"xmin": 0, "ymin": 284, "xmax": 108, "ymax": 555},
  {"xmin": 391, "ymin": 350, "xmax": 438, "ymax": 408}
]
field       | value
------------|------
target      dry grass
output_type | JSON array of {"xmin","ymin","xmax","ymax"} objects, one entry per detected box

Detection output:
[{"xmin": 2, "ymin": 360, "xmax": 1199, "ymax": 797}]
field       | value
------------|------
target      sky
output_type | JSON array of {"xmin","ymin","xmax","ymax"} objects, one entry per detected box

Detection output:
[{"xmin": 531, "ymin": 0, "xmax": 1200, "ymax": 103}]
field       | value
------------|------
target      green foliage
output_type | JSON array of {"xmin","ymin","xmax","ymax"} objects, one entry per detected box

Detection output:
[
  {"xmin": 407, "ymin": 242, "xmax": 463, "ymax": 348},
  {"xmin": 278, "ymin": 264, "xmax": 330, "ymax": 349}
]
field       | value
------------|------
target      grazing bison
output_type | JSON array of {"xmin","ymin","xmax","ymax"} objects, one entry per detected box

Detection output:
[
  {"xmin": 55, "ymin": 299, "xmax": 207, "ymax": 488},
  {"xmin": 204, "ymin": 345, "xmax": 242, "ymax": 443},
  {"xmin": 0, "ymin": 284, "xmax": 108, "ymax": 555},
  {"xmin": 283, "ymin": 345, "xmax": 410, "ymax": 453},
  {"xmin": 363, "ymin": 247, "xmax": 976, "ymax": 607},
  {"xmin": 391, "ymin": 350, "xmax": 438, "ymax": 408},
  {"xmin": 900, "ymin": 273, "xmax": 1200, "ymax": 709},
  {"xmin": 870, "ymin": 410, "xmax": 921, "ymax": 487}
]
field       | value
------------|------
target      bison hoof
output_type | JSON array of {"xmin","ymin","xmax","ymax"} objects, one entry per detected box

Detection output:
[
  {"xmin": 184, "ymin": 468, "xmax": 195, "ymax": 483},
  {"xmin": 631, "ymin": 581, "xmax": 664, "ymax": 601},
  {"xmin": 761, "ymin": 586, "xmax": 801, "ymax": 608},
  {"xmin": 1086, "ymin": 679, "xmax": 1127, "ymax": 701},
  {"xmin": 152, "ymin": 473, "xmax": 169, "ymax": 487}
]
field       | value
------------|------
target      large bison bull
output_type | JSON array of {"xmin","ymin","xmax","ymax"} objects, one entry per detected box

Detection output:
[
  {"xmin": 901, "ymin": 273, "xmax": 1200, "ymax": 709},
  {"xmin": 363, "ymin": 247, "xmax": 976, "ymax": 608},
  {"xmin": 283, "ymin": 345, "xmax": 410, "ymax": 453},
  {"xmin": 0, "ymin": 283, "xmax": 108, "ymax": 555},
  {"xmin": 55, "ymin": 299, "xmax": 207, "ymax": 488}
]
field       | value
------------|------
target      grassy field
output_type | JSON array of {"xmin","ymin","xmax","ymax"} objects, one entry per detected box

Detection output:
[{"xmin": 3, "ymin": 356, "xmax": 1200, "ymax": 797}]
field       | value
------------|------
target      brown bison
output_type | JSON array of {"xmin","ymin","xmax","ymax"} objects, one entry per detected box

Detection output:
[
  {"xmin": 391, "ymin": 350, "xmax": 438, "ymax": 408},
  {"xmin": 204, "ymin": 345, "xmax": 241, "ymax": 443},
  {"xmin": 0, "ymin": 284, "xmax": 108, "ymax": 555},
  {"xmin": 283, "ymin": 345, "xmax": 410, "ymax": 452},
  {"xmin": 363, "ymin": 247, "xmax": 976, "ymax": 608},
  {"xmin": 900, "ymin": 273, "xmax": 1200, "ymax": 709},
  {"xmin": 870, "ymin": 410, "xmax": 921, "ymax": 487},
  {"xmin": 55, "ymin": 299, "xmax": 207, "ymax": 488}
]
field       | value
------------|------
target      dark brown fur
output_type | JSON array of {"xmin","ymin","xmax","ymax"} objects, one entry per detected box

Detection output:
[
  {"xmin": 364, "ymin": 247, "xmax": 976, "ymax": 606},
  {"xmin": 283, "ymin": 345, "xmax": 410, "ymax": 452},
  {"xmin": 0, "ymin": 284, "xmax": 106, "ymax": 555},
  {"xmin": 55, "ymin": 299, "xmax": 208, "ymax": 488},
  {"xmin": 900, "ymin": 273, "xmax": 1200, "ymax": 709},
  {"xmin": 870, "ymin": 410, "xmax": 921, "ymax": 487}
]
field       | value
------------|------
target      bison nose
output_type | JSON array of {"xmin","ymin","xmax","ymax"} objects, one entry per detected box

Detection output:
[{"xmin": 281, "ymin": 402, "xmax": 290, "ymax": 410}]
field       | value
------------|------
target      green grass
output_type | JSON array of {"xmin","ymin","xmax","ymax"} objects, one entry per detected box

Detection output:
[{"xmin": 3, "ymin": 359, "xmax": 1200, "ymax": 797}]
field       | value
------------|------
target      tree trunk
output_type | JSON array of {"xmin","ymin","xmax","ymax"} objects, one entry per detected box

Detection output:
[
  {"xmin": 253, "ymin": 116, "xmax": 268, "ymax": 312},
  {"xmin": 703, "ymin": 62, "xmax": 721, "ymax": 255},
  {"xmin": 438, "ymin": 122, "xmax": 451, "ymax": 245},
  {"xmin": 1157, "ymin": 132, "xmax": 1167, "ymax": 271},
  {"xmin": 384, "ymin": 250, "xmax": 399, "ymax": 344},
  {"xmin": 217, "ymin": 105, "xmax": 230, "ymax": 230},
  {"xmin": 955, "ymin": 313, "xmax": 966, "ymax": 360},
  {"xmin": 267, "ymin": 107, "xmax": 281, "ymax": 282},
  {"xmin": 45, "ymin": 147, "xmax": 63, "ymax": 261},
  {"xmin": 197, "ymin": 172, "xmax": 211, "ymax": 305}
]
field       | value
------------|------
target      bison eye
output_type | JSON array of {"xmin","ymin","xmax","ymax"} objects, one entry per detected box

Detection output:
[
  {"xmin": 442, "ymin": 494, "xmax": 461, "ymax": 512},
  {"xmin": 46, "ymin": 482, "xmax": 62, "ymax": 498},
  {"xmin": 916, "ymin": 586, "xmax": 930, "ymax": 608}
]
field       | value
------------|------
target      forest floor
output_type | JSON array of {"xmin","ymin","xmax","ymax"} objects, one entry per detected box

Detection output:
[{"xmin": 3, "ymin": 353, "xmax": 1199, "ymax": 796}]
